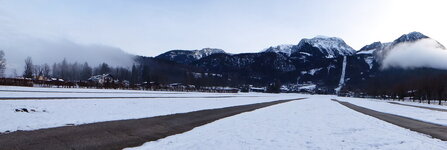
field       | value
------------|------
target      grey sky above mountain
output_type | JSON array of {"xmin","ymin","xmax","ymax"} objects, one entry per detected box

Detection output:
[{"xmin": 1, "ymin": 0, "xmax": 446, "ymax": 57}]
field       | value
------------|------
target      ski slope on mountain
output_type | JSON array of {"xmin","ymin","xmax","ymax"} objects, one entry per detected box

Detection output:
[{"xmin": 335, "ymin": 56, "xmax": 347, "ymax": 93}]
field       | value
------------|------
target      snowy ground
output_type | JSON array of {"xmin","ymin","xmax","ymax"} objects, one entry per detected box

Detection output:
[
  {"xmin": 337, "ymin": 97, "xmax": 447, "ymax": 126},
  {"xmin": 0, "ymin": 86, "xmax": 302, "ymax": 133},
  {"xmin": 392, "ymin": 100, "xmax": 447, "ymax": 110},
  {"xmin": 126, "ymin": 95, "xmax": 447, "ymax": 150},
  {"xmin": 0, "ymin": 86, "xmax": 249, "ymax": 98},
  {"xmin": 3, "ymin": 86, "xmax": 447, "ymax": 149}
]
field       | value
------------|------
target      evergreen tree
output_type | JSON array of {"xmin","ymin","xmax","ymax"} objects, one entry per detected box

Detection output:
[
  {"xmin": 81, "ymin": 62, "xmax": 93, "ymax": 80},
  {"xmin": 266, "ymin": 80, "xmax": 281, "ymax": 93},
  {"xmin": 98, "ymin": 63, "xmax": 111, "ymax": 75},
  {"xmin": 131, "ymin": 64, "xmax": 139, "ymax": 84},
  {"xmin": 60, "ymin": 58, "xmax": 68, "ymax": 79}
]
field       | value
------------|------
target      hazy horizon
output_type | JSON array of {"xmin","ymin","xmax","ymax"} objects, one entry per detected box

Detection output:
[{"xmin": 1, "ymin": 0, "xmax": 447, "ymax": 57}]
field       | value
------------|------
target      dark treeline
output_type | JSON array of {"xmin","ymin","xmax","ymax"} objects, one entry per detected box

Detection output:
[
  {"xmin": 346, "ymin": 68, "xmax": 447, "ymax": 105},
  {"xmin": 133, "ymin": 56, "xmax": 224, "ymax": 86},
  {"xmin": 22, "ymin": 56, "xmax": 230, "ymax": 88}
]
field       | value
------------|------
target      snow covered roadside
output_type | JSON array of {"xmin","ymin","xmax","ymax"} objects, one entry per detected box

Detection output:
[
  {"xmin": 0, "ymin": 86, "xmax": 184, "ymax": 93},
  {"xmin": 0, "ymin": 86, "xmax": 249, "ymax": 98},
  {"xmin": 0, "ymin": 90, "xmax": 303, "ymax": 133},
  {"xmin": 392, "ymin": 100, "xmax": 447, "ymax": 110},
  {"xmin": 126, "ymin": 95, "xmax": 447, "ymax": 150},
  {"xmin": 337, "ymin": 97, "xmax": 447, "ymax": 126}
]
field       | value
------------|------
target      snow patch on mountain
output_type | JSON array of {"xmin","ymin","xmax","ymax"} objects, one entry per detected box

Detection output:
[
  {"xmin": 364, "ymin": 56, "xmax": 374, "ymax": 69},
  {"xmin": 301, "ymin": 68, "xmax": 323, "ymax": 76},
  {"xmin": 356, "ymin": 49, "xmax": 375, "ymax": 55}
]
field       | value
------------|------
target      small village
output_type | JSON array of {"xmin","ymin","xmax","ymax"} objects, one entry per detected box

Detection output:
[{"xmin": 0, "ymin": 74, "xmax": 241, "ymax": 93}]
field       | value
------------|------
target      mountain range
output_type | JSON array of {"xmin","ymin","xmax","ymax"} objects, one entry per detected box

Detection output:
[{"xmin": 136, "ymin": 31, "xmax": 447, "ymax": 94}]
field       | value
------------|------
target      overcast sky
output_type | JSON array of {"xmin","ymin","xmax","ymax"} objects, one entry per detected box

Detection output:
[{"xmin": 0, "ymin": 0, "xmax": 446, "ymax": 56}]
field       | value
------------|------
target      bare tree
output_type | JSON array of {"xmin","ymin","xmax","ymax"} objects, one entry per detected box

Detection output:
[
  {"xmin": 33, "ymin": 65, "xmax": 43, "ymax": 77},
  {"xmin": 23, "ymin": 57, "xmax": 33, "ymax": 78},
  {"xmin": 0, "ymin": 50, "xmax": 6, "ymax": 77},
  {"xmin": 12, "ymin": 69, "xmax": 17, "ymax": 78},
  {"xmin": 43, "ymin": 64, "xmax": 51, "ymax": 78}
]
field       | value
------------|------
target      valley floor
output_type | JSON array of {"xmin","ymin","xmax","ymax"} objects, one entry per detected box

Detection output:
[{"xmin": 1, "ymin": 86, "xmax": 447, "ymax": 149}]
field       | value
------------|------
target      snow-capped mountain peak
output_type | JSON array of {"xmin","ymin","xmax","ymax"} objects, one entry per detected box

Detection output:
[
  {"xmin": 359, "ymin": 41, "xmax": 383, "ymax": 51},
  {"xmin": 155, "ymin": 48, "xmax": 225, "ymax": 64},
  {"xmin": 193, "ymin": 48, "xmax": 226, "ymax": 59},
  {"xmin": 263, "ymin": 44, "xmax": 294, "ymax": 56},
  {"xmin": 358, "ymin": 32, "xmax": 431, "ymax": 56},
  {"xmin": 393, "ymin": 32, "xmax": 429, "ymax": 44},
  {"xmin": 293, "ymin": 36, "xmax": 356, "ymax": 58}
]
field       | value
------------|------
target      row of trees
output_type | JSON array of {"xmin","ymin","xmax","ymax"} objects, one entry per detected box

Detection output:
[
  {"xmin": 0, "ymin": 52, "xmax": 265, "ymax": 88},
  {"xmin": 18, "ymin": 56, "xmax": 241, "ymax": 92},
  {"xmin": 22, "ymin": 57, "xmax": 133, "ymax": 82},
  {"xmin": 355, "ymin": 68, "xmax": 447, "ymax": 105}
]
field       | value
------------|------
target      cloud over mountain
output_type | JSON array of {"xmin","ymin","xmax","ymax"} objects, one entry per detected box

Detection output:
[{"xmin": 382, "ymin": 39, "xmax": 447, "ymax": 70}]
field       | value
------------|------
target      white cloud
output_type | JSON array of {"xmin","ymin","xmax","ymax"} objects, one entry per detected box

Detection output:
[
  {"xmin": 382, "ymin": 39, "xmax": 447, "ymax": 70},
  {"xmin": 0, "ymin": 34, "xmax": 134, "ymax": 77}
]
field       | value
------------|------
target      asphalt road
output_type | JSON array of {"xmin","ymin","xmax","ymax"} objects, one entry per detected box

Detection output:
[
  {"xmin": 333, "ymin": 99, "xmax": 447, "ymax": 141},
  {"xmin": 0, "ymin": 98, "xmax": 303, "ymax": 150}
]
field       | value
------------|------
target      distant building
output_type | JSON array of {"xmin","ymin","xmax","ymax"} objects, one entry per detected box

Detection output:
[
  {"xmin": 250, "ymin": 86, "xmax": 266, "ymax": 93},
  {"xmin": 35, "ymin": 76, "xmax": 47, "ymax": 81},
  {"xmin": 88, "ymin": 74, "xmax": 114, "ymax": 84},
  {"xmin": 50, "ymin": 78, "xmax": 64, "ymax": 82}
]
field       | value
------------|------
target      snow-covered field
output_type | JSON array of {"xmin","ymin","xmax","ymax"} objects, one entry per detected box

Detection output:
[
  {"xmin": 392, "ymin": 100, "xmax": 447, "ymax": 110},
  {"xmin": 2, "ymin": 86, "xmax": 447, "ymax": 149},
  {"xmin": 127, "ymin": 95, "xmax": 447, "ymax": 150},
  {"xmin": 0, "ymin": 86, "xmax": 246, "ymax": 98},
  {"xmin": 0, "ymin": 86, "xmax": 302, "ymax": 133}
]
